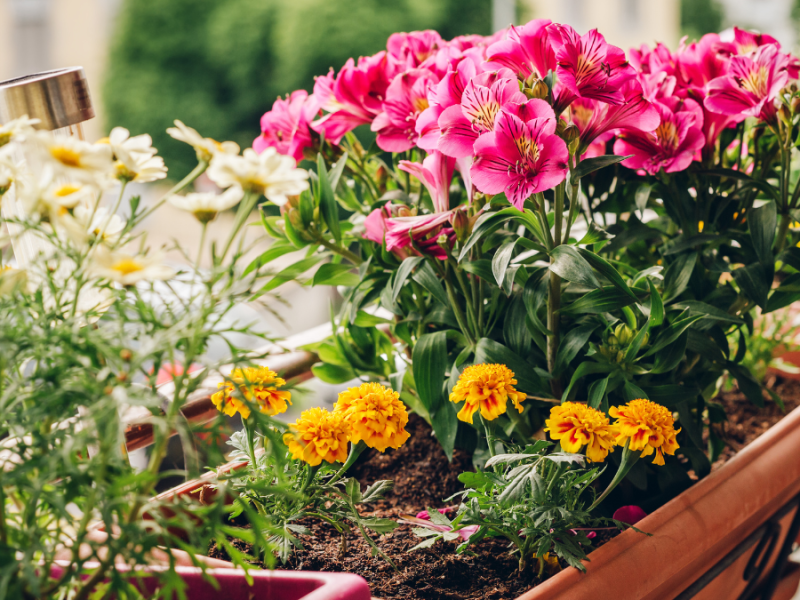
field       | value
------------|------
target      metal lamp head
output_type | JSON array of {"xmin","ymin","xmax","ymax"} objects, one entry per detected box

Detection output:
[{"xmin": 0, "ymin": 66, "xmax": 94, "ymax": 132}]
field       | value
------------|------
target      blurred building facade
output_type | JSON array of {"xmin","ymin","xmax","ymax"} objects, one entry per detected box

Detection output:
[
  {"xmin": 0, "ymin": 0, "xmax": 120, "ymax": 141},
  {"xmin": 521, "ymin": 0, "xmax": 681, "ymax": 51},
  {"xmin": 717, "ymin": 0, "xmax": 795, "ymax": 48}
]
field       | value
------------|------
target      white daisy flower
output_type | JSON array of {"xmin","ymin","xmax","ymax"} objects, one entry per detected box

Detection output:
[
  {"xmin": 27, "ymin": 132, "xmax": 113, "ymax": 183},
  {"xmin": 19, "ymin": 171, "xmax": 97, "ymax": 224},
  {"xmin": 104, "ymin": 127, "xmax": 167, "ymax": 183},
  {"xmin": 73, "ymin": 204, "xmax": 126, "ymax": 242},
  {"xmin": 0, "ymin": 116, "xmax": 39, "ymax": 148},
  {"xmin": 90, "ymin": 247, "xmax": 176, "ymax": 286},
  {"xmin": 166, "ymin": 120, "xmax": 240, "ymax": 163},
  {"xmin": 168, "ymin": 185, "xmax": 243, "ymax": 223},
  {"xmin": 207, "ymin": 147, "xmax": 308, "ymax": 206},
  {"xmin": 0, "ymin": 266, "xmax": 28, "ymax": 296}
]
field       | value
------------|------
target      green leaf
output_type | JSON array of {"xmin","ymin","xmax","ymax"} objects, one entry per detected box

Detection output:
[
  {"xmin": 577, "ymin": 223, "xmax": 611, "ymax": 245},
  {"xmin": 431, "ymin": 400, "xmax": 458, "ymax": 461},
  {"xmin": 460, "ymin": 259, "xmax": 495, "ymax": 283},
  {"xmin": 663, "ymin": 253, "xmax": 696, "ymax": 302},
  {"xmin": 559, "ymin": 288, "xmax": 639, "ymax": 315},
  {"xmin": 571, "ymin": 154, "xmax": 629, "ymax": 180},
  {"xmin": 554, "ymin": 322, "xmax": 598, "ymax": 375},
  {"xmin": 360, "ymin": 518, "xmax": 399, "ymax": 534},
  {"xmin": 317, "ymin": 154, "xmax": 342, "ymax": 243},
  {"xmin": 312, "ymin": 263, "xmax": 360, "ymax": 287},
  {"xmin": 474, "ymin": 337, "xmax": 547, "ymax": 394},
  {"xmin": 504, "ymin": 295, "xmax": 531, "ymax": 357},
  {"xmin": 749, "ymin": 201, "xmax": 777, "ymax": 265},
  {"xmin": 561, "ymin": 362, "xmax": 614, "ymax": 402},
  {"xmin": 412, "ymin": 331, "xmax": 448, "ymax": 414},
  {"xmin": 624, "ymin": 316, "xmax": 651, "ymax": 361},
  {"xmin": 647, "ymin": 279, "xmax": 664, "ymax": 327},
  {"xmin": 493, "ymin": 239, "xmax": 519, "ymax": 287},
  {"xmin": 345, "ymin": 477, "xmax": 362, "ymax": 503},
  {"xmin": 458, "ymin": 208, "xmax": 543, "ymax": 261},
  {"xmin": 623, "ymin": 380, "xmax": 648, "ymax": 401},
  {"xmin": 523, "ymin": 268, "xmax": 551, "ymax": 335},
  {"xmin": 662, "ymin": 234, "xmax": 719, "ymax": 256},
  {"xmin": 352, "ymin": 311, "xmax": 393, "ymax": 327},
  {"xmin": 311, "ymin": 362, "xmax": 356, "ymax": 384},
  {"xmin": 650, "ymin": 331, "xmax": 688, "ymax": 374},
  {"xmin": 587, "ymin": 377, "xmax": 608, "ymax": 409},
  {"xmin": 243, "ymin": 243, "xmax": 295, "ymax": 276},
  {"xmin": 254, "ymin": 255, "xmax": 321, "ymax": 295},
  {"xmin": 392, "ymin": 256, "xmax": 423, "ymax": 303},
  {"xmin": 329, "ymin": 151, "xmax": 348, "ymax": 190},
  {"xmin": 643, "ymin": 314, "xmax": 704, "ymax": 357},
  {"xmin": 672, "ymin": 300, "xmax": 744, "ymax": 325},
  {"xmin": 733, "ymin": 262, "xmax": 771, "ymax": 309},
  {"xmin": 635, "ymin": 183, "xmax": 651, "ymax": 216},
  {"xmin": 729, "ymin": 363, "xmax": 764, "ymax": 407},
  {"xmin": 778, "ymin": 247, "xmax": 800, "ymax": 272},
  {"xmin": 647, "ymin": 385, "xmax": 696, "ymax": 409},
  {"xmin": 577, "ymin": 248, "xmax": 637, "ymax": 301},
  {"xmin": 549, "ymin": 246, "xmax": 601, "ymax": 289},
  {"xmin": 413, "ymin": 262, "xmax": 449, "ymax": 306}
]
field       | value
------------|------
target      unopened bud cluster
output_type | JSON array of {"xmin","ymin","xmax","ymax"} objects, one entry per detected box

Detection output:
[{"xmin": 599, "ymin": 323, "xmax": 648, "ymax": 363}]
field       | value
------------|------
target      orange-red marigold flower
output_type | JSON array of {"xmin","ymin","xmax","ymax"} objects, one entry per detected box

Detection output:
[
  {"xmin": 449, "ymin": 363, "xmax": 524, "ymax": 424},
  {"xmin": 211, "ymin": 366, "xmax": 291, "ymax": 419},
  {"xmin": 334, "ymin": 382, "xmax": 410, "ymax": 452},
  {"xmin": 609, "ymin": 398, "xmax": 680, "ymax": 466},
  {"xmin": 544, "ymin": 401, "xmax": 617, "ymax": 463},
  {"xmin": 283, "ymin": 407, "xmax": 350, "ymax": 466}
]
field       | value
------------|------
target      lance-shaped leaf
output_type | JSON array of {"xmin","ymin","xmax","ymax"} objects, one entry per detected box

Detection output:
[{"xmin": 549, "ymin": 246, "xmax": 600, "ymax": 289}]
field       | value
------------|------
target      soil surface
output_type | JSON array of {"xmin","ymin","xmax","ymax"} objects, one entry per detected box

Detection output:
[{"xmin": 208, "ymin": 377, "xmax": 800, "ymax": 600}]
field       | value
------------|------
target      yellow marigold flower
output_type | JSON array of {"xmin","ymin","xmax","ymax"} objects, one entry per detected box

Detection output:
[
  {"xmin": 211, "ymin": 366, "xmax": 291, "ymax": 419},
  {"xmin": 283, "ymin": 407, "xmax": 350, "ymax": 466},
  {"xmin": 334, "ymin": 382, "xmax": 410, "ymax": 452},
  {"xmin": 448, "ymin": 363, "xmax": 524, "ymax": 424},
  {"xmin": 544, "ymin": 402, "xmax": 617, "ymax": 463},
  {"xmin": 609, "ymin": 398, "xmax": 680, "ymax": 466}
]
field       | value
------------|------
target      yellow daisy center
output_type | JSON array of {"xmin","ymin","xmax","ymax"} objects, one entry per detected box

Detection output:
[{"xmin": 50, "ymin": 146, "xmax": 82, "ymax": 168}]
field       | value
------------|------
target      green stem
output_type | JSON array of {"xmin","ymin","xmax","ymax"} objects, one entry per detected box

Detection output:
[
  {"xmin": 136, "ymin": 160, "xmax": 209, "ymax": 224},
  {"xmin": 535, "ymin": 193, "xmax": 555, "ymax": 250},
  {"xmin": 220, "ymin": 191, "xmax": 259, "ymax": 260},
  {"xmin": 588, "ymin": 440, "xmax": 639, "ymax": 511},
  {"xmin": 481, "ymin": 414, "xmax": 497, "ymax": 458},
  {"xmin": 564, "ymin": 158, "xmax": 580, "ymax": 244},
  {"xmin": 546, "ymin": 271, "xmax": 562, "ymax": 397},
  {"xmin": 776, "ymin": 214, "xmax": 792, "ymax": 255},
  {"xmin": 244, "ymin": 421, "xmax": 260, "ymax": 476},
  {"xmin": 328, "ymin": 440, "xmax": 368, "ymax": 485},
  {"xmin": 621, "ymin": 306, "xmax": 638, "ymax": 330},
  {"xmin": 443, "ymin": 270, "xmax": 475, "ymax": 346},
  {"xmin": 195, "ymin": 221, "xmax": 208, "ymax": 270},
  {"xmin": 314, "ymin": 232, "xmax": 363, "ymax": 266},
  {"xmin": 298, "ymin": 464, "xmax": 321, "ymax": 495}
]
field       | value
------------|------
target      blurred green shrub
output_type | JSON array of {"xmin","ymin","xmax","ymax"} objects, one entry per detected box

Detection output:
[{"xmin": 104, "ymin": 0, "xmax": 491, "ymax": 178}]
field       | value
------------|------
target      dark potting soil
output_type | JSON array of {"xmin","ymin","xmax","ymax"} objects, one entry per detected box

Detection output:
[{"xmin": 208, "ymin": 377, "xmax": 800, "ymax": 600}]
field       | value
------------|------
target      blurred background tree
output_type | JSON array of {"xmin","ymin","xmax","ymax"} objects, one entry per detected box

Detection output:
[
  {"xmin": 104, "ymin": 0, "xmax": 492, "ymax": 178},
  {"xmin": 681, "ymin": 0, "xmax": 724, "ymax": 43}
]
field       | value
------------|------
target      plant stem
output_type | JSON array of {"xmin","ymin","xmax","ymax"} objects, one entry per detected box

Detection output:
[
  {"xmin": 195, "ymin": 222, "xmax": 208, "ymax": 271},
  {"xmin": 313, "ymin": 232, "xmax": 363, "ymax": 265},
  {"xmin": 136, "ymin": 160, "xmax": 209, "ymax": 224},
  {"xmin": 481, "ymin": 414, "xmax": 497, "ymax": 458},
  {"xmin": 220, "ymin": 191, "xmax": 259, "ymax": 260},
  {"xmin": 443, "ymin": 270, "xmax": 475, "ymax": 346},
  {"xmin": 547, "ymin": 271, "xmax": 562, "ymax": 397},
  {"xmin": 329, "ymin": 440, "xmax": 368, "ymax": 485},
  {"xmin": 589, "ymin": 440, "xmax": 639, "ymax": 511}
]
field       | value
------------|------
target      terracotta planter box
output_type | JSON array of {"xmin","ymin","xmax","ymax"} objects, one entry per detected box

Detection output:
[{"xmin": 156, "ymin": 406, "xmax": 800, "ymax": 600}]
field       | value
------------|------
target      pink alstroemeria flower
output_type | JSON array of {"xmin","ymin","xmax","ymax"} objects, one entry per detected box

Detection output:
[
  {"xmin": 705, "ymin": 44, "xmax": 800, "ymax": 124},
  {"xmin": 438, "ymin": 71, "xmax": 528, "ymax": 158},
  {"xmin": 253, "ymin": 90, "xmax": 318, "ymax": 163},
  {"xmin": 471, "ymin": 106, "xmax": 569, "ymax": 209},
  {"xmin": 614, "ymin": 101, "xmax": 705, "ymax": 175},
  {"xmin": 372, "ymin": 68, "xmax": 438, "ymax": 152},
  {"xmin": 312, "ymin": 52, "xmax": 396, "ymax": 145},
  {"xmin": 416, "ymin": 55, "xmax": 486, "ymax": 152},
  {"xmin": 384, "ymin": 152, "xmax": 472, "ymax": 257},
  {"xmin": 725, "ymin": 27, "xmax": 780, "ymax": 56},
  {"xmin": 387, "ymin": 30, "xmax": 445, "ymax": 70},
  {"xmin": 575, "ymin": 80, "xmax": 660, "ymax": 155},
  {"xmin": 551, "ymin": 25, "xmax": 637, "ymax": 112},
  {"xmin": 485, "ymin": 19, "xmax": 558, "ymax": 81}
]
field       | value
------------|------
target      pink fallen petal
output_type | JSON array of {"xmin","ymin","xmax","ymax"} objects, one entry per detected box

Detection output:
[{"xmin": 613, "ymin": 505, "xmax": 647, "ymax": 525}]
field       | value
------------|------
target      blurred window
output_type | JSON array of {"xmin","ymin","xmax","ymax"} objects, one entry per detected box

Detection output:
[{"xmin": 9, "ymin": 0, "xmax": 52, "ymax": 76}]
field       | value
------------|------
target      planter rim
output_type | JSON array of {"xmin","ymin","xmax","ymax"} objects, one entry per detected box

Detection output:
[{"xmin": 517, "ymin": 403, "xmax": 800, "ymax": 599}]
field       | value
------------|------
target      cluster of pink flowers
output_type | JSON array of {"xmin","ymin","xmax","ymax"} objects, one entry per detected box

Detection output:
[{"xmin": 254, "ymin": 21, "xmax": 799, "ymax": 252}]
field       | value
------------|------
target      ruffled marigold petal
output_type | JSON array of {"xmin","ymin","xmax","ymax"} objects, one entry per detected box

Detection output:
[{"xmin": 334, "ymin": 382, "xmax": 410, "ymax": 452}]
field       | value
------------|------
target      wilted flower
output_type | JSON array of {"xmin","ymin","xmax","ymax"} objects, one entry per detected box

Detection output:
[
  {"xmin": 104, "ymin": 127, "xmax": 167, "ymax": 183},
  {"xmin": 449, "ymin": 363, "xmax": 524, "ymax": 424},
  {"xmin": 211, "ymin": 366, "xmax": 292, "ymax": 420},
  {"xmin": 283, "ymin": 407, "xmax": 351, "ymax": 466},
  {"xmin": 90, "ymin": 247, "xmax": 175, "ymax": 286},
  {"xmin": 168, "ymin": 185, "xmax": 243, "ymax": 223},
  {"xmin": 609, "ymin": 398, "xmax": 680, "ymax": 466},
  {"xmin": 544, "ymin": 402, "xmax": 617, "ymax": 463},
  {"xmin": 166, "ymin": 120, "xmax": 240, "ymax": 163},
  {"xmin": 208, "ymin": 147, "xmax": 308, "ymax": 206},
  {"xmin": 334, "ymin": 382, "xmax": 410, "ymax": 452}
]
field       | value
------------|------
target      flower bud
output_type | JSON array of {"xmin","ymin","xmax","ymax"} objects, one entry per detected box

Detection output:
[
  {"xmin": 642, "ymin": 332, "xmax": 649, "ymax": 346},
  {"xmin": 452, "ymin": 209, "xmax": 471, "ymax": 243},
  {"xmin": 793, "ymin": 96, "xmax": 800, "ymax": 115},
  {"xmin": 526, "ymin": 79, "xmax": 549, "ymax": 100},
  {"xmin": 616, "ymin": 350, "xmax": 624, "ymax": 363},
  {"xmin": 779, "ymin": 104, "xmax": 792, "ymax": 127},
  {"xmin": 614, "ymin": 324, "xmax": 634, "ymax": 345},
  {"xmin": 606, "ymin": 335, "xmax": 619, "ymax": 347},
  {"xmin": 437, "ymin": 233, "xmax": 450, "ymax": 247},
  {"xmin": 120, "ymin": 349, "xmax": 133, "ymax": 362},
  {"xmin": 563, "ymin": 124, "xmax": 580, "ymax": 143}
]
